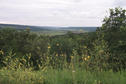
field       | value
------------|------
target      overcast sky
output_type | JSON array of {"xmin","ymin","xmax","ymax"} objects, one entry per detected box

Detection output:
[{"xmin": 0, "ymin": 0, "xmax": 126, "ymax": 27}]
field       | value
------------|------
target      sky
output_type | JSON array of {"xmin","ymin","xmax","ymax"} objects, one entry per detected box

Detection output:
[{"xmin": 0, "ymin": 0, "xmax": 126, "ymax": 27}]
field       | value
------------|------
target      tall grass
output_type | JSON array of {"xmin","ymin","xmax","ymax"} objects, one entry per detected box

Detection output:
[
  {"xmin": 0, "ymin": 68, "xmax": 126, "ymax": 84},
  {"xmin": 0, "ymin": 48, "xmax": 126, "ymax": 84}
]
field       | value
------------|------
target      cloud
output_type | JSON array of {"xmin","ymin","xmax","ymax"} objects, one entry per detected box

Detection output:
[
  {"xmin": 114, "ymin": 0, "xmax": 126, "ymax": 7},
  {"xmin": 0, "ymin": 0, "xmax": 124, "ymax": 26}
]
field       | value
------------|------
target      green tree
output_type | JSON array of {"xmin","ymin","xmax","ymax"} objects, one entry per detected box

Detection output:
[
  {"xmin": 97, "ymin": 7, "xmax": 126, "ymax": 71},
  {"xmin": 101, "ymin": 7, "xmax": 126, "ymax": 32},
  {"xmin": 89, "ymin": 32, "xmax": 110, "ymax": 71}
]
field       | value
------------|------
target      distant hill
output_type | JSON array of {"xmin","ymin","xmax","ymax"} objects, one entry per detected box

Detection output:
[
  {"xmin": 0, "ymin": 23, "xmax": 97, "ymax": 31},
  {"xmin": 0, "ymin": 23, "xmax": 97, "ymax": 35},
  {"xmin": 0, "ymin": 24, "xmax": 54, "ymax": 31},
  {"xmin": 60, "ymin": 27, "xmax": 97, "ymax": 32}
]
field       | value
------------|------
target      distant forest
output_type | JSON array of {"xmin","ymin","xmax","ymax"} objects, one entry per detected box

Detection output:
[{"xmin": 0, "ymin": 23, "xmax": 97, "ymax": 32}]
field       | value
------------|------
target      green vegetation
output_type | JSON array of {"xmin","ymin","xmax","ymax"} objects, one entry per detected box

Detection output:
[
  {"xmin": 0, "ymin": 7, "xmax": 126, "ymax": 84},
  {"xmin": 0, "ymin": 69, "xmax": 126, "ymax": 84},
  {"xmin": 0, "ymin": 24, "xmax": 97, "ymax": 36}
]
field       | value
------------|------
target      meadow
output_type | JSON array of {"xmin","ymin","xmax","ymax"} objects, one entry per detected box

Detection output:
[{"xmin": 0, "ymin": 7, "xmax": 126, "ymax": 84}]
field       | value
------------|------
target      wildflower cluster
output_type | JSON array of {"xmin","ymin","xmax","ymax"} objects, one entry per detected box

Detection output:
[{"xmin": 82, "ymin": 56, "xmax": 90, "ymax": 61}]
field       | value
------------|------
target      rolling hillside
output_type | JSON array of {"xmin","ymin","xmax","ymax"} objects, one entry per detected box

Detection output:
[{"xmin": 0, "ymin": 23, "xmax": 97, "ymax": 35}]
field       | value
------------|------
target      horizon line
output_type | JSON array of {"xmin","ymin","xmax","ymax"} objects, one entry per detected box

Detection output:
[{"xmin": 0, "ymin": 22, "xmax": 100, "ymax": 28}]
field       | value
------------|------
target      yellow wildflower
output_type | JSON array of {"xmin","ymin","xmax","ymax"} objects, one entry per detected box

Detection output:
[
  {"xmin": 48, "ymin": 46, "xmax": 51, "ymax": 49},
  {"xmin": 87, "ymin": 56, "xmax": 90, "ymax": 59},
  {"xmin": 82, "ymin": 57, "xmax": 85, "ymax": 61},
  {"xmin": 56, "ymin": 43, "xmax": 59, "ymax": 46},
  {"xmin": 84, "ymin": 58, "xmax": 87, "ymax": 61}
]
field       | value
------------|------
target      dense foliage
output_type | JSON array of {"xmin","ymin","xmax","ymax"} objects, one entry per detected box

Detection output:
[
  {"xmin": 97, "ymin": 7, "xmax": 126, "ymax": 71},
  {"xmin": 0, "ymin": 7, "xmax": 126, "ymax": 72}
]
